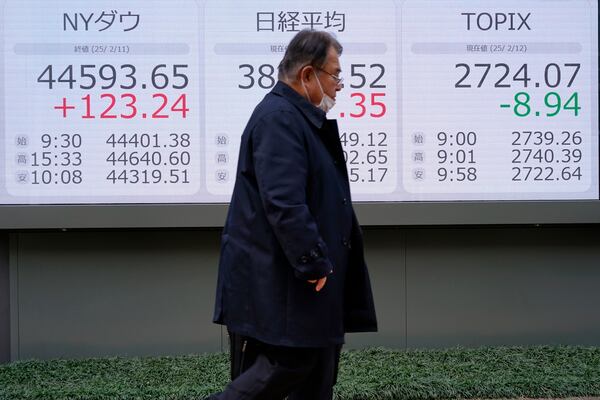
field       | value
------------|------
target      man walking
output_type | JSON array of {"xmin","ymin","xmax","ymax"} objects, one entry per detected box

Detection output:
[{"xmin": 209, "ymin": 29, "xmax": 377, "ymax": 400}]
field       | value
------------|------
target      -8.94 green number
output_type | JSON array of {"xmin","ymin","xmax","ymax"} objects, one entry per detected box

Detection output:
[{"xmin": 501, "ymin": 92, "xmax": 580, "ymax": 117}]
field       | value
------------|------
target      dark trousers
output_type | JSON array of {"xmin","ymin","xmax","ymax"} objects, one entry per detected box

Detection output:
[{"xmin": 210, "ymin": 330, "xmax": 342, "ymax": 400}]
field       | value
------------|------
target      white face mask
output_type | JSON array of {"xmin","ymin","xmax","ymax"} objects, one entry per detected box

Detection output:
[
  {"xmin": 314, "ymin": 71, "xmax": 336, "ymax": 113},
  {"xmin": 302, "ymin": 71, "xmax": 336, "ymax": 113}
]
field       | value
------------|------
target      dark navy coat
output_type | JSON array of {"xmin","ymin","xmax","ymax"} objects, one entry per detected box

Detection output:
[{"xmin": 213, "ymin": 81, "xmax": 377, "ymax": 347}]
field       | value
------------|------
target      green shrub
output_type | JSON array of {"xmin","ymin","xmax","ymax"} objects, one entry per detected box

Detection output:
[{"xmin": 1, "ymin": 346, "xmax": 599, "ymax": 400}]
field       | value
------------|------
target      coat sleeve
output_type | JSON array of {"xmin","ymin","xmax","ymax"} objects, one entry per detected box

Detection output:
[{"xmin": 252, "ymin": 110, "xmax": 333, "ymax": 281}]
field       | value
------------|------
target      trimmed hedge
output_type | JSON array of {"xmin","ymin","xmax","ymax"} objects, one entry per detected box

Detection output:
[{"xmin": 1, "ymin": 346, "xmax": 599, "ymax": 400}]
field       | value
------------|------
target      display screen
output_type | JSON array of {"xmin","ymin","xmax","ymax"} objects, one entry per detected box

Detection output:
[{"xmin": 1, "ymin": 0, "xmax": 598, "ymax": 205}]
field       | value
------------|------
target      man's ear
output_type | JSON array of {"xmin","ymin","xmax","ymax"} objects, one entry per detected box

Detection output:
[{"xmin": 298, "ymin": 65, "xmax": 313, "ymax": 83}]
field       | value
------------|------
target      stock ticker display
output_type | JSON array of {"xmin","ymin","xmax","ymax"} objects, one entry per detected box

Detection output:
[{"xmin": 1, "ymin": 0, "xmax": 598, "ymax": 204}]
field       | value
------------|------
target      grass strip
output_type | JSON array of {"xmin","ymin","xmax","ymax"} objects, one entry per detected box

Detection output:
[{"xmin": 0, "ymin": 346, "xmax": 599, "ymax": 400}]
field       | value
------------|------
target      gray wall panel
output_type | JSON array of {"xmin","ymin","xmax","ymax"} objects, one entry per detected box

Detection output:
[
  {"xmin": 406, "ymin": 227, "xmax": 600, "ymax": 348},
  {"xmin": 0, "ymin": 233, "xmax": 8, "ymax": 363},
  {"xmin": 5, "ymin": 225, "xmax": 600, "ymax": 361},
  {"xmin": 15, "ymin": 230, "xmax": 221, "ymax": 360}
]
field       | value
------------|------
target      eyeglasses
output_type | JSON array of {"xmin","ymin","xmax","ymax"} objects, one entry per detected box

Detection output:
[{"xmin": 317, "ymin": 67, "xmax": 343, "ymax": 85}]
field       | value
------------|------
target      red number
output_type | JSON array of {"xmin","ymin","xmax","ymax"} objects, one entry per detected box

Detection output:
[
  {"xmin": 171, "ymin": 94, "xmax": 189, "ymax": 118},
  {"xmin": 349, "ymin": 92, "xmax": 386, "ymax": 118},
  {"xmin": 79, "ymin": 93, "xmax": 188, "ymax": 120},
  {"xmin": 100, "ymin": 93, "xmax": 117, "ymax": 119},
  {"xmin": 349, "ymin": 93, "xmax": 366, "ymax": 118},
  {"xmin": 81, "ymin": 94, "xmax": 95, "ymax": 119},
  {"xmin": 370, "ymin": 93, "xmax": 386, "ymax": 118},
  {"xmin": 152, "ymin": 93, "xmax": 169, "ymax": 119},
  {"xmin": 120, "ymin": 93, "xmax": 137, "ymax": 119}
]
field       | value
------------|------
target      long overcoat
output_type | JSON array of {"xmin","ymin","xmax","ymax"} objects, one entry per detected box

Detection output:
[{"xmin": 213, "ymin": 81, "xmax": 377, "ymax": 347}]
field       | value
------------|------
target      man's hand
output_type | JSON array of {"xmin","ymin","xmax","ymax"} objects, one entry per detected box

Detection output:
[{"xmin": 307, "ymin": 276, "xmax": 327, "ymax": 292}]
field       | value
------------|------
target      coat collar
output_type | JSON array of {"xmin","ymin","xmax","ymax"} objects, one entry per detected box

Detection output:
[{"xmin": 271, "ymin": 81, "xmax": 326, "ymax": 129}]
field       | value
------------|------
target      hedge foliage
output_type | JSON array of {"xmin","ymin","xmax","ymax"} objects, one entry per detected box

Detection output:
[{"xmin": 1, "ymin": 346, "xmax": 599, "ymax": 400}]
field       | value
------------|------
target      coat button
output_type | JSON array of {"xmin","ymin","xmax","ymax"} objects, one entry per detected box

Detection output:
[
  {"xmin": 299, "ymin": 255, "xmax": 309, "ymax": 264},
  {"xmin": 342, "ymin": 198, "xmax": 348, "ymax": 205},
  {"xmin": 342, "ymin": 238, "xmax": 352, "ymax": 249},
  {"xmin": 333, "ymin": 160, "xmax": 339, "ymax": 165},
  {"xmin": 310, "ymin": 249, "xmax": 319, "ymax": 259}
]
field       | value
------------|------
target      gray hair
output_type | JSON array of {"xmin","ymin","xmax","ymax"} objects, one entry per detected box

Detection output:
[{"xmin": 278, "ymin": 30, "xmax": 343, "ymax": 81}]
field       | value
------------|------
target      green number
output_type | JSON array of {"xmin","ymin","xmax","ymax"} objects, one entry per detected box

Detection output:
[
  {"xmin": 564, "ymin": 92, "xmax": 580, "ymax": 116},
  {"xmin": 544, "ymin": 92, "xmax": 561, "ymax": 117},
  {"xmin": 514, "ymin": 92, "xmax": 531, "ymax": 117}
]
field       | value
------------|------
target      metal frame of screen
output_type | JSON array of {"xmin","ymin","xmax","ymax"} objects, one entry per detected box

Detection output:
[{"xmin": 0, "ymin": 200, "xmax": 598, "ymax": 229}]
